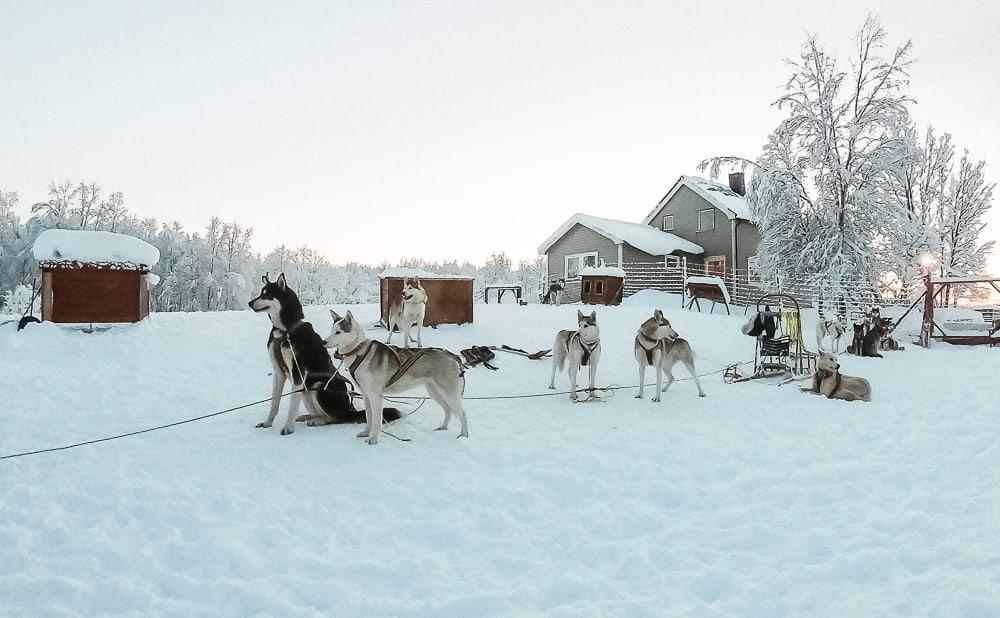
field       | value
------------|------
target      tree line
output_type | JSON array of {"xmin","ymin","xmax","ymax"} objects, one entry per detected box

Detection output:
[{"xmin": 0, "ymin": 184, "xmax": 544, "ymax": 314}]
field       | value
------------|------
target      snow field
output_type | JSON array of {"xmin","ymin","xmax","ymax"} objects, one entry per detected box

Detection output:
[{"xmin": 1, "ymin": 299, "xmax": 999, "ymax": 616}]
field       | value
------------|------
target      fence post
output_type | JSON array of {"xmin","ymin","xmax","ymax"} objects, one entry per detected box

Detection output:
[
  {"xmin": 919, "ymin": 271, "xmax": 934, "ymax": 348},
  {"xmin": 681, "ymin": 256, "xmax": 688, "ymax": 308}
]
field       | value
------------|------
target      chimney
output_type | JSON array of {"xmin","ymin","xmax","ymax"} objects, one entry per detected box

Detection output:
[{"xmin": 728, "ymin": 172, "xmax": 746, "ymax": 196}]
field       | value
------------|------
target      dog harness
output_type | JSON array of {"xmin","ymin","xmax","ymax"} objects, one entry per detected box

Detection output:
[
  {"xmin": 569, "ymin": 332, "xmax": 599, "ymax": 367},
  {"xmin": 341, "ymin": 339, "xmax": 435, "ymax": 390},
  {"xmin": 635, "ymin": 332, "xmax": 661, "ymax": 366}
]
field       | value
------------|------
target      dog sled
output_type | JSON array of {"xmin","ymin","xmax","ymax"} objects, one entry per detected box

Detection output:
[{"xmin": 726, "ymin": 294, "xmax": 816, "ymax": 384}]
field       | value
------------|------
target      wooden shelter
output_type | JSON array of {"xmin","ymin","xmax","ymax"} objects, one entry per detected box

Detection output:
[
  {"xmin": 893, "ymin": 273, "xmax": 1000, "ymax": 346},
  {"xmin": 684, "ymin": 275, "xmax": 731, "ymax": 315},
  {"xmin": 580, "ymin": 265, "xmax": 625, "ymax": 306},
  {"xmin": 33, "ymin": 229, "xmax": 160, "ymax": 324},
  {"xmin": 379, "ymin": 268, "xmax": 474, "ymax": 327}
]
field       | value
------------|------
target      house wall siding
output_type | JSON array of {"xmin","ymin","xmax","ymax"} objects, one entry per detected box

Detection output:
[
  {"xmin": 545, "ymin": 224, "xmax": 620, "ymax": 302},
  {"xmin": 735, "ymin": 220, "xmax": 761, "ymax": 271}
]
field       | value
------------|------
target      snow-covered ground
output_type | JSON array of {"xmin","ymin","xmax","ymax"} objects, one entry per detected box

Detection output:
[{"xmin": 2, "ymin": 297, "xmax": 999, "ymax": 616}]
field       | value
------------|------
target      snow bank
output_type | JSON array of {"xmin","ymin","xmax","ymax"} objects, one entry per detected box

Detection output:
[
  {"xmin": 580, "ymin": 265, "xmax": 626, "ymax": 278},
  {"xmin": 2, "ymin": 304, "xmax": 999, "ymax": 615},
  {"xmin": 379, "ymin": 267, "xmax": 474, "ymax": 280},
  {"xmin": 621, "ymin": 289, "xmax": 683, "ymax": 308},
  {"xmin": 32, "ymin": 229, "xmax": 160, "ymax": 267},
  {"xmin": 686, "ymin": 275, "xmax": 731, "ymax": 304}
]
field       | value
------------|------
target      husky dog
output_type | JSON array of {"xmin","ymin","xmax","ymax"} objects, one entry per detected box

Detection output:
[
  {"xmin": 846, "ymin": 321, "xmax": 866, "ymax": 355},
  {"xmin": 801, "ymin": 352, "xmax": 872, "ymax": 402},
  {"xmin": 815, "ymin": 313, "xmax": 847, "ymax": 353},
  {"xmin": 326, "ymin": 310, "xmax": 468, "ymax": 445},
  {"xmin": 860, "ymin": 317, "xmax": 888, "ymax": 358},
  {"xmin": 634, "ymin": 309, "xmax": 706, "ymax": 401},
  {"xmin": 543, "ymin": 279, "xmax": 566, "ymax": 305},
  {"xmin": 548, "ymin": 310, "xmax": 601, "ymax": 401},
  {"xmin": 248, "ymin": 273, "xmax": 399, "ymax": 435},
  {"xmin": 386, "ymin": 277, "xmax": 428, "ymax": 349},
  {"xmin": 878, "ymin": 318, "xmax": 904, "ymax": 351}
]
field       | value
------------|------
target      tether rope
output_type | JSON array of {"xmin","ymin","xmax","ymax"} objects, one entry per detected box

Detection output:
[{"xmin": 0, "ymin": 360, "xmax": 750, "ymax": 461}]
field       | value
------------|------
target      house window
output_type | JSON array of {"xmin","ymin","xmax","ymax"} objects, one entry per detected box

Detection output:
[
  {"xmin": 697, "ymin": 209, "xmax": 715, "ymax": 232},
  {"xmin": 747, "ymin": 255, "xmax": 759, "ymax": 278},
  {"xmin": 706, "ymin": 255, "xmax": 726, "ymax": 277},
  {"xmin": 565, "ymin": 252, "xmax": 598, "ymax": 279},
  {"xmin": 662, "ymin": 215, "xmax": 674, "ymax": 231},
  {"xmin": 595, "ymin": 280, "xmax": 605, "ymax": 295},
  {"xmin": 665, "ymin": 256, "xmax": 681, "ymax": 269},
  {"xmin": 582, "ymin": 280, "xmax": 592, "ymax": 294}
]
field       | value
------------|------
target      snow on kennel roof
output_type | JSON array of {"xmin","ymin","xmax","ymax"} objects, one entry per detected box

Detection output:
[
  {"xmin": 378, "ymin": 267, "xmax": 474, "ymax": 280},
  {"xmin": 33, "ymin": 229, "xmax": 160, "ymax": 267},
  {"xmin": 539, "ymin": 213, "xmax": 704, "ymax": 256},
  {"xmin": 641, "ymin": 175, "xmax": 752, "ymax": 224},
  {"xmin": 580, "ymin": 264, "xmax": 626, "ymax": 278}
]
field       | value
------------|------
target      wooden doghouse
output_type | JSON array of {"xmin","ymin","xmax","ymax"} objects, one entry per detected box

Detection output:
[
  {"xmin": 379, "ymin": 268, "xmax": 474, "ymax": 327},
  {"xmin": 580, "ymin": 265, "xmax": 625, "ymax": 306},
  {"xmin": 32, "ymin": 229, "xmax": 160, "ymax": 324}
]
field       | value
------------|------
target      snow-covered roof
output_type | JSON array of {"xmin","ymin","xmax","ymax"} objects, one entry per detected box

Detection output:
[
  {"xmin": 581, "ymin": 265, "xmax": 626, "ymax": 278},
  {"xmin": 538, "ymin": 213, "xmax": 704, "ymax": 256},
  {"xmin": 642, "ymin": 175, "xmax": 753, "ymax": 224},
  {"xmin": 378, "ymin": 267, "xmax": 474, "ymax": 280},
  {"xmin": 32, "ymin": 229, "xmax": 160, "ymax": 267}
]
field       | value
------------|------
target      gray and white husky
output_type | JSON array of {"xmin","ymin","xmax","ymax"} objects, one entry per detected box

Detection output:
[
  {"xmin": 633, "ymin": 309, "xmax": 706, "ymax": 401},
  {"xmin": 548, "ymin": 310, "xmax": 601, "ymax": 401},
  {"xmin": 386, "ymin": 277, "xmax": 428, "ymax": 348},
  {"xmin": 326, "ymin": 309, "xmax": 468, "ymax": 445},
  {"xmin": 248, "ymin": 273, "xmax": 399, "ymax": 435}
]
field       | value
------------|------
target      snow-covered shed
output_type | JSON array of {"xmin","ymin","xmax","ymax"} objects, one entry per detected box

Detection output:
[
  {"xmin": 379, "ymin": 268, "xmax": 474, "ymax": 327},
  {"xmin": 580, "ymin": 263, "xmax": 626, "ymax": 306},
  {"xmin": 32, "ymin": 229, "xmax": 160, "ymax": 323}
]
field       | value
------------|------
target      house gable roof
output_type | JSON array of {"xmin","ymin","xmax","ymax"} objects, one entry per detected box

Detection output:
[
  {"xmin": 538, "ymin": 213, "xmax": 704, "ymax": 256},
  {"xmin": 642, "ymin": 175, "xmax": 753, "ymax": 224}
]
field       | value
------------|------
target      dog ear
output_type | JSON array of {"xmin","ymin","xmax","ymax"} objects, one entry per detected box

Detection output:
[
  {"xmin": 343, "ymin": 310, "xmax": 354, "ymax": 323},
  {"xmin": 654, "ymin": 308, "xmax": 662, "ymax": 319},
  {"xmin": 413, "ymin": 277, "xmax": 420, "ymax": 288},
  {"xmin": 262, "ymin": 273, "xmax": 269, "ymax": 284},
  {"xmin": 330, "ymin": 309, "xmax": 341, "ymax": 322},
  {"xmin": 590, "ymin": 311, "xmax": 597, "ymax": 322},
  {"xmin": 276, "ymin": 273, "xmax": 287, "ymax": 290},
  {"xmin": 577, "ymin": 309, "xmax": 584, "ymax": 320}
]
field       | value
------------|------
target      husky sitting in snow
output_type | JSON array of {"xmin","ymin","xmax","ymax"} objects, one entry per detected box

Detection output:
[
  {"xmin": 801, "ymin": 352, "xmax": 872, "ymax": 402},
  {"xmin": 248, "ymin": 273, "xmax": 399, "ymax": 435},
  {"xmin": 326, "ymin": 310, "xmax": 468, "ymax": 445},
  {"xmin": 634, "ymin": 309, "xmax": 706, "ymax": 401},
  {"xmin": 386, "ymin": 277, "xmax": 427, "ymax": 348},
  {"xmin": 815, "ymin": 313, "xmax": 847, "ymax": 353},
  {"xmin": 549, "ymin": 310, "xmax": 601, "ymax": 401},
  {"xmin": 543, "ymin": 279, "xmax": 566, "ymax": 305}
]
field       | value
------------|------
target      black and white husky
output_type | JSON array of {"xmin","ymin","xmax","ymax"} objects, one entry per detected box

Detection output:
[{"xmin": 248, "ymin": 273, "xmax": 399, "ymax": 435}]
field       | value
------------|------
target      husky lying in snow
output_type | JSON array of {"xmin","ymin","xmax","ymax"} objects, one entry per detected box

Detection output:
[
  {"xmin": 801, "ymin": 352, "xmax": 871, "ymax": 402},
  {"xmin": 634, "ymin": 309, "xmax": 706, "ymax": 400},
  {"xmin": 248, "ymin": 273, "xmax": 399, "ymax": 435},
  {"xmin": 548, "ymin": 310, "xmax": 601, "ymax": 401},
  {"xmin": 386, "ymin": 277, "xmax": 428, "ymax": 348},
  {"xmin": 815, "ymin": 313, "xmax": 847, "ymax": 353},
  {"xmin": 326, "ymin": 310, "xmax": 469, "ymax": 445}
]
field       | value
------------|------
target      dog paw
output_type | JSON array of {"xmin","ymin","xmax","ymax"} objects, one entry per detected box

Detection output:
[
  {"xmin": 652, "ymin": 397, "xmax": 661, "ymax": 403},
  {"xmin": 634, "ymin": 393, "xmax": 643, "ymax": 399},
  {"xmin": 698, "ymin": 393, "xmax": 707, "ymax": 398},
  {"xmin": 547, "ymin": 385, "xmax": 555, "ymax": 390},
  {"xmin": 457, "ymin": 431, "xmax": 468, "ymax": 439},
  {"xmin": 366, "ymin": 436, "xmax": 379, "ymax": 445},
  {"xmin": 357, "ymin": 429, "xmax": 370, "ymax": 438},
  {"xmin": 434, "ymin": 424, "xmax": 448, "ymax": 431},
  {"xmin": 295, "ymin": 414, "xmax": 310, "ymax": 422},
  {"xmin": 280, "ymin": 427, "xmax": 294, "ymax": 436},
  {"xmin": 255, "ymin": 422, "xmax": 272, "ymax": 429}
]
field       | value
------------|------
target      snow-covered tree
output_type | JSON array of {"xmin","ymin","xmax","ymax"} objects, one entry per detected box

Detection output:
[{"xmin": 702, "ymin": 16, "xmax": 922, "ymax": 298}]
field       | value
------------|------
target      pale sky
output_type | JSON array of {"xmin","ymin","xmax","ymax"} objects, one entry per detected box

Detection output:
[{"xmin": 2, "ymin": 0, "xmax": 998, "ymax": 268}]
